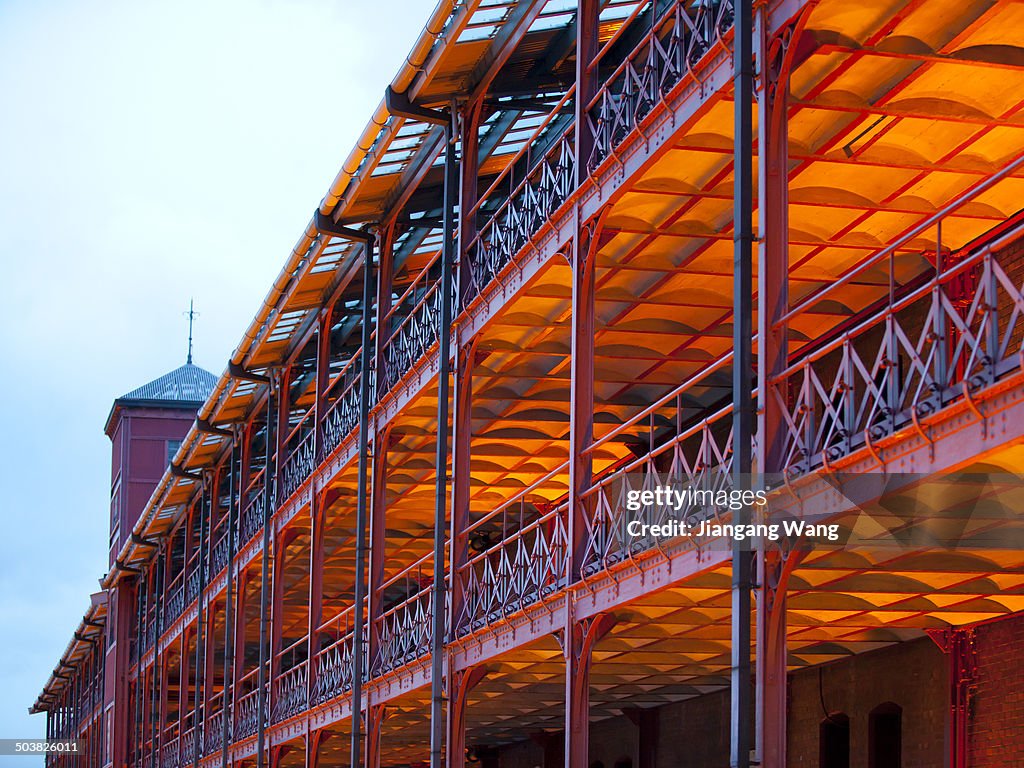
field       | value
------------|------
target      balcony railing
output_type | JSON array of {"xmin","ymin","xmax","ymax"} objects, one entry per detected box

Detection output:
[
  {"xmin": 179, "ymin": 727, "xmax": 195, "ymax": 767},
  {"xmin": 271, "ymin": 659, "xmax": 308, "ymax": 724},
  {"xmin": 371, "ymin": 550, "xmax": 443, "ymax": 677},
  {"xmin": 464, "ymin": 119, "xmax": 576, "ymax": 304},
  {"xmin": 586, "ymin": 0, "xmax": 734, "ymax": 172},
  {"xmin": 239, "ymin": 485, "xmax": 266, "ymax": 547},
  {"xmin": 159, "ymin": 735, "xmax": 179, "ymax": 768},
  {"xmin": 321, "ymin": 349, "xmax": 364, "ymax": 459},
  {"xmin": 379, "ymin": 256, "xmax": 447, "ymax": 396},
  {"xmin": 208, "ymin": 531, "xmax": 230, "ymax": 580},
  {"xmin": 202, "ymin": 696, "xmax": 223, "ymax": 756},
  {"xmin": 185, "ymin": 564, "xmax": 201, "ymax": 605},
  {"xmin": 776, "ymin": 219, "xmax": 1024, "ymax": 476},
  {"xmin": 309, "ymin": 600, "xmax": 370, "ymax": 707},
  {"xmin": 279, "ymin": 410, "xmax": 317, "ymax": 503},
  {"xmin": 232, "ymin": 677, "xmax": 267, "ymax": 741},
  {"xmin": 163, "ymin": 582, "xmax": 186, "ymax": 630},
  {"xmin": 455, "ymin": 476, "xmax": 569, "ymax": 635}
]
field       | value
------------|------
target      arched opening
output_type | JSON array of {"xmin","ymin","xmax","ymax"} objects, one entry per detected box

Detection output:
[
  {"xmin": 869, "ymin": 702, "xmax": 902, "ymax": 768},
  {"xmin": 820, "ymin": 713, "xmax": 850, "ymax": 768}
]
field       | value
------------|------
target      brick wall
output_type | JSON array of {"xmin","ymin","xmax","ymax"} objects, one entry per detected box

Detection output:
[
  {"xmin": 969, "ymin": 613, "xmax": 1024, "ymax": 767},
  {"xmin": 489, "ymin": 618, "xmax": 1024, "ymax": 768},
  {"xmin": 787, "ymin": 638, "xmax": 945, "ymax": 768},
  {"xmin": 589, "ymin": 715, "xmax": 637, "ymax": 767},
  {"xmin": 656, "ymin": 689, "xmax": 730, "ymax": 767}
]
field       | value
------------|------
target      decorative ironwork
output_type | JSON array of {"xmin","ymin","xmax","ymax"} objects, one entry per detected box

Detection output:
[
  {"xmin": 163, "ymin": 583, "xmax": 185, "ymax": 630},
  {"xmin": 179, "ymin": 729, "xmax": 195, "ymax": 767},
  {"xmin": 587, "ymin": 0, "xmax": 735, "ymax": 172},
  {"xmin": 371, "ymin": 569, "xmax": 436, "ymax": 677},
  {"xmin": 321, "ymin": 350, "xmax": 363, "ymax": 459},
  {"xmin": 464, "ymin": 132, "xmax": 576, "ymax": 303},
  {"xmin": 581, "ymin": 415, "xmax": 736, "ymax": 574},
  {"xmin": 774, "ymin": 236, "xmax": 1024, "ymax": 476},
  {"xmin": 159, "ymin": 736, "xmax": 179, "ymax": 768},
  {"xmin": 138, "ymin": 617, "xmax": 156, "ymax": 657},
  {"xmin": 208, "ymin": 533, "xmax": 230, "ymax": 579},
  {"xmin": 279, "ymin": 427, "xmax": 316, "ymax": 503},
  {"xmin": 232, "ymin": 686, "xmax": 266, "ymax": 741},
  {"xmin": 310, "ymin": 632, "xmax": 353, "ymax": 706},
  {"xmin": 239, "ymin": 488, "xmax": 266, "ymax": 547},
  {"xmin": 185, "ymin": 566, "xmax": 201, "ymax": 606},
  {"xmin": 380, "ymin": 278, "xmax": 444, "ymax": 396},
  {"xmin": 456, "ymin": 501, "xmax": 568, "ymax": 635},
  {"xmin": 270, "ymin": 661, "xmax": 308, "ymax": 723},
  {"xmin": 202, "ymin": 710, "xmax": 223, "ymax": 756}
]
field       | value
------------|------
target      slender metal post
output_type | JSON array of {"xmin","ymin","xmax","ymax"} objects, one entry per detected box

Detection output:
[
  {"xmin": 149, "ymin": 554, "xmax": 163, "ymax": 768},
  {"xmin": 431, "ymin": 112, "xmax": 458, "ymax": 768},
  {"xmin": 307, "ymin": 489, "xmax": 325, "ymax": 707},
  {"xmin": 192, "ymin": 477, "xmax": 209, "ymax": 768},
  {"xmin": 133, "ymin": 581, "xmax": 144, "ymax": 768},
  {"xmin": 450, "ymin": 97, "xmax": 482, "ymax": 646},
  {"xmin": 754, "ymin": 3, "xmax": 804, "ymax": 763},
  {"xmin": 351, "ymin": 233, "xmax": 376, "ymax": 768},
  {"xmin": 368, "ymin": 224, "xmax": 395, "ymax": 679},
  {"xmin": 367, "ymin": 429, "xmax": 390, "ymax": 678},
  {"xmin": 731, "ymin": 0, "xmax": 755, "ymax": 766},
  {"xmin": 221, "ymin": 439, "xmax": 238, "ymax": 768},
  {"xmin": 314, "ymin": 312, "xmax": 331, "ymax": 460},
  {"xmin": 256, "ymin": 389, "xmax": 275, "ymax": 768}
]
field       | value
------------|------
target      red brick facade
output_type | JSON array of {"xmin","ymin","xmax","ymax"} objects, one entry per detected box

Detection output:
[{"xmin": 969, "ymin": 613, "xmax": 1024, "ymax": 767}]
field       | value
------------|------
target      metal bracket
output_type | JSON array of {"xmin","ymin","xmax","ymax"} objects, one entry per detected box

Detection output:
[
  {"xmin": 171, "ymin": 463, "xmax": 202, "ymax": 481},
  {"xmin": 313, "ymin": 210, "xmax": 376, "ymax": 243},
  {"xmin": 115, "ymin": 558, "xmax": 141, "ymax": 575},
  {"xmin": 385, "ymin": 86, "xmax": 450, "ymax": 126},
  {"xmin": 228, "ymin": 361, "xmax": 270, "ymax": 384},
  {"xmin": 197, "ymin": 417, "xmax": 233, "ymax": 438}
]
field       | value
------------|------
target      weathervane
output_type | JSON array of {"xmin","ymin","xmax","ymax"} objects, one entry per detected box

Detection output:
[{"xmin": 184, "ymin": 299, "xmax": 199, "ymax": 365}]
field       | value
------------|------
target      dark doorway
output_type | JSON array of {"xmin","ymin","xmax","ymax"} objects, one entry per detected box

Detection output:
[
  {"xmin": 869, "ymin": 703, "xmax": 902, "ymax": 768},
  {"xmin": 820, "ymin": 713, "xmax": 851, "ymax": 768}
]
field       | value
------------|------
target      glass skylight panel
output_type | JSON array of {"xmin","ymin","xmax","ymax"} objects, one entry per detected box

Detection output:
[{"xmin": 601, "ymin": 0, "xmax": 642, "ymax": 21}]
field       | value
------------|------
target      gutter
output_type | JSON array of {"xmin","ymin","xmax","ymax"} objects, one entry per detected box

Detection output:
[
  {"xmin": 231, "ymin": 0, "xmax": 461, "ymax": 370},
  {"xmin": 101, "ymin": 0, "xmax": 475, "ymax": 589},
  {"xmin": 31, "ymin": 593, "xmax": 108, "ymax": 714}
]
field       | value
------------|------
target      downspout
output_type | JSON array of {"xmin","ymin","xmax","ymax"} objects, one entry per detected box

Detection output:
[
  {"xmin": 382, "ymin": 86, "xmax": 455, "ymax": 768},
  {"xmin": 191, "ymin": 476, "xmax": 209, "ymax": 768},
  {"xmin": 351, "ymin": 235, "xmax": 375, "ymax": 768},
  {"xmin": 305, "ymin": 213, "xmax": 377, "ymax": 768},
  {"xmin": 233, "ymin": 0, "xmax": 460, "ymax": 372},
  {"xmin": 730, "ymin": 2, "xmax": 755, "ymax": 768},
  {"xmin": 256, "ymin": 390, "xmax": 275, "ymax": 768},
  {"xmin": 221, "ymin": 439, "xmax": 239, "ymax": 768}
]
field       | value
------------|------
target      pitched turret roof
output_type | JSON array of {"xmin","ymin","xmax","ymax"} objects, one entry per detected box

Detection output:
[{"xmin": 117, "ymin": 363, "xmax": 217, "ymax": 404}]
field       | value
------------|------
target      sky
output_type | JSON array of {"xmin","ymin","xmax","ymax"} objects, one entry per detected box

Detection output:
[{"xmin": 0, "ymin": 0, "xmax": 430, "ymax": 759}]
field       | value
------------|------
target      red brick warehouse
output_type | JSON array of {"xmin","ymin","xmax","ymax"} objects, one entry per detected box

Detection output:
[{"xmin": 31, "ymin": 0, "xmax": 1024, "ymax": 767}]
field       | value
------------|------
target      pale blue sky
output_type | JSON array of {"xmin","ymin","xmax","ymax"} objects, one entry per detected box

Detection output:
[{"xmin": 0, "ymin": 0, "xmax": 430, "ymax": 760}]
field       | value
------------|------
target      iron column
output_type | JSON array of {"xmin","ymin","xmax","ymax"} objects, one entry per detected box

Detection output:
[{"xmin": 731, "ymin": 1, "xmax": 755, "ymax": 767}]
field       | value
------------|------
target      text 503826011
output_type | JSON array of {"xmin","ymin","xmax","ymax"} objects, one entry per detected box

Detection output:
[{"xmin": 0, "ymin": 740, "xmax": 80, "ymax": 755}]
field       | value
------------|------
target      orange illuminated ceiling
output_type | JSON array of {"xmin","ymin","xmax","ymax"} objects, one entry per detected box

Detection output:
[{"xmin": 113, "ymin": 0, "xmax": 1024, "ymax": 642}]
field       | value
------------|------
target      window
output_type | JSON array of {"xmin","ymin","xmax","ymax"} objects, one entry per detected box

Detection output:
[
  {"xmin": 820, "ymin": 713, "xmax": 850, "ymax": 768},
  {"xmin": 869, "ymin": 703, "xmax": 902, "ymax": 768},
  {"xmin": 166, "ymin": 439, "xmax": 182, "ymax": 464}
]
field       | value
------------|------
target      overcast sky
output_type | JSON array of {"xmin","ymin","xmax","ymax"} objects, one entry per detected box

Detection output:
[{"xmin": 0, "ymin": 0, "xmax": 430, "ymax": 760}]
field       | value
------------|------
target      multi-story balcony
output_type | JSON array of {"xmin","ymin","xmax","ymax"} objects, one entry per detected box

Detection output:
[{"xmin": 36, "ymin": 0, "xmax": 1024, "ymax": 766}]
